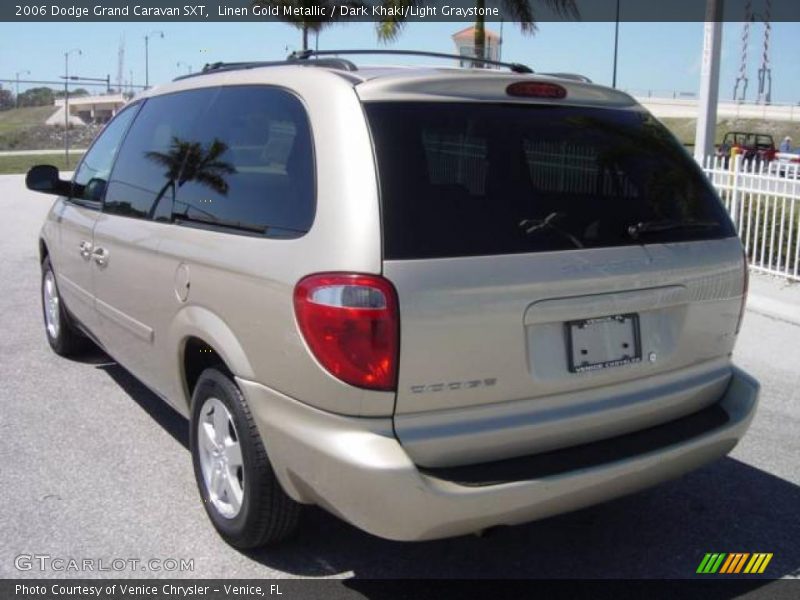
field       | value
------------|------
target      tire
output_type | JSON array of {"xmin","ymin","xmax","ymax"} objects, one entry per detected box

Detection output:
[
  {"xmin": 190, "ymin": 368, "xmax": 301, "ymax": 548},
  {"xmin": 41, "ymin": 256, "xmax": 89, "ymax": 356}
]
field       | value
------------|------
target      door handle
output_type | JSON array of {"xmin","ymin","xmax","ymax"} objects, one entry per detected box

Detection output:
[
  {"xmin": 92, "ymin": 247, "xmax": 109, "ymax": 267},
  {"xmin": 79, "ymin": 240, "xmax": 93, "ymax": 260}
]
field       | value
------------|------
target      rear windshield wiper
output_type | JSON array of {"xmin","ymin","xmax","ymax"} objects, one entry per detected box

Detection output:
[
  {"xmin": 520, "ymin": 212, "xmax": 584, "ymax": 249},
  {"xmin": 627, "ymin": 219, "xmax": 720, "ymax": 240}
]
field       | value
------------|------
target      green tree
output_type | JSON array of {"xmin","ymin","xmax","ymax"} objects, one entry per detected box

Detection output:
[
  {"xmin": 378, "ymin": 0, "xmax": 579, "ymax": 66},
  {"xmin": 53, "ymin": 88, "xmax": 90, "ymax": 99},
  {"xmin": 0, "ymin": 86, "xmax": 14, "ymax": 111},
  {"xmin": 18, "ymin": 87, "xmax": 55, "ymax": 107},
  {"xmin": 251, "ymin": 0, "xmax": 365, "ymax": 51}
]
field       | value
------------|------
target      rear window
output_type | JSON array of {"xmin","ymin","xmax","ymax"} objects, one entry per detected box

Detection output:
[
  {"xmin": 365, "ymin": 103, "xmax": 735, "ymax": 260},
  {"xmin": 756, "ymin": 135, "xmax": 774, "ymax": 148}
]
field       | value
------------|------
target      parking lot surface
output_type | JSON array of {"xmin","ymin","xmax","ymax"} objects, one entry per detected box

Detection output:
[{"xmin": 1, "ymin": 174, "xmax": 798, "ymax": 580}]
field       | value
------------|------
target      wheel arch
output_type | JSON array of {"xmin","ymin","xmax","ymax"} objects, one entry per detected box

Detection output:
[{"xmin": 170, "ymin": 305, "xmax": 256, "ymax": 413}]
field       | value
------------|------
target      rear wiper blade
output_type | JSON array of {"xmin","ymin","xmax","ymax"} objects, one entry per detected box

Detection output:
[
  {"xmin": 520, "ymin": 212, "xmax": 584, "ymax": 249},
  {"xmin": 627, "ymin": 219, "xmax": 719, "ymax": 240}
]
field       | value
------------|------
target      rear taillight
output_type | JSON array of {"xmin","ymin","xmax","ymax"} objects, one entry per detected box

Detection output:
[
  {"xmin": 294, "ymin": 273, "xmax": 399, "ymax": 391},
  {"xmin": 736, "ymin": 247, "xmax": 749, "ymax": 334}
]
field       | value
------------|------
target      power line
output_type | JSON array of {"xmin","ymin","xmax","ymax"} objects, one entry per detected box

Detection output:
[{"xmin": 0, "ymin": 77, "xmax": 145, "ymax": 89}]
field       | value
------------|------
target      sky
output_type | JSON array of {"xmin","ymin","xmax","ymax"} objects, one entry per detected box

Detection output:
[{"xmin": 1, "ymin": 20, "xmax": 799, "ymax": 103}]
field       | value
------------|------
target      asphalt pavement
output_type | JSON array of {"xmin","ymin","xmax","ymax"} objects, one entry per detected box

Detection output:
[{"xmin": 1, "ymin": 174, "xmax": 798, "ymax": 581}]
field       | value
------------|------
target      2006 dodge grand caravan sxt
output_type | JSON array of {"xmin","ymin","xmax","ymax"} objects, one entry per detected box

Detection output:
[{"xmin": 29, "ymin": 51, "xmax": 759, "ymax": 548}]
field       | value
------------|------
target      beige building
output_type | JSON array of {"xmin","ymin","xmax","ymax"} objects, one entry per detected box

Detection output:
[
  {"xmin": 451, "ymin": 26, "xmax": 502, "ymax": 67},
  {"xmin": 47, "ymin": 93, "xmax": 127, "ymax": 126}
]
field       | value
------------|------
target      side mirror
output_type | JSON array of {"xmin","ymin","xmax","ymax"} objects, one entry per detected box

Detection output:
[{"xmin": 26, "ymin": 165, "xmax": 70, "ymax": 196}]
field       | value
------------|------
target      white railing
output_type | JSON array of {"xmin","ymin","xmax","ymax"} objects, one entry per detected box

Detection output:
[{"xmin": 702, "ymin": 155, "xmax": 800, "ymax": 281}]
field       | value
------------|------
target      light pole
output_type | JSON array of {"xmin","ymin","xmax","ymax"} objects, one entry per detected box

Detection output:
[
  {"xmin": 612, "ymin": 0, "xmax": 620, "ymax": 88},
  {"xmin": 15, "ymin": 70, "xmax": 30, "ymax": 108},
  {"xmin": 694, "ymin": 0, "xmax": 724, "ymax": 163},
  {"xmin": 64, "ymin": 48, "xmax": 82, "ymax": 167},
  {"xmin": 176, "ymin": 61, "xmax": 192, "ymax": 75},
  {"xmin": 144, "ymin": 30, "xmax": 164, "ymax": 88}
]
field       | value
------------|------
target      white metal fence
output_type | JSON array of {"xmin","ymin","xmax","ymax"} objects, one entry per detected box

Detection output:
[{"xmin": 702, "ymin": 155, "xmax": 800, "ymax": 281}]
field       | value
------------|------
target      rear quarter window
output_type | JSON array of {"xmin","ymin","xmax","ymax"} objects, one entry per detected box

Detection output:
[
  {"xmin": 103, "ymin": 86, "xmax": 315, "ymax": 237},
  {"xmin": 105, "ymin": 88, "xmax": 215, "ymax": 219},
  {"xmin": 171, "ymin": 86, "xmax": 315, "ymax": 238}
]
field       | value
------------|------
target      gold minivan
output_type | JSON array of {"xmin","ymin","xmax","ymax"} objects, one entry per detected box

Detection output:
[{"xmin": 30, "ymin": 51, "xmax": 759, "ymax": 548}]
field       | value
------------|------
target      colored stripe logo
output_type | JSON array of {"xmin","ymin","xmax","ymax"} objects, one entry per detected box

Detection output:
[{"xmin": 697, "ymin": 553, "xmax": 773, "ymax": 574}]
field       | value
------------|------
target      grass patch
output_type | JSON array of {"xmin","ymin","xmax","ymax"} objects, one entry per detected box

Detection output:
[
  {"xmin": 0, "ymin": 153, "xmax": 83, "ymax": 175},
  {"xmin": 0, "ymin": 106, "xmax": 57, "ymax": 135}
]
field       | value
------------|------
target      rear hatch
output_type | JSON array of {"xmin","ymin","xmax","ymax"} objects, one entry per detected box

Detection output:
[{"xmin": 363, "ymin": 94, "xmax": 745, "ymax": 468}]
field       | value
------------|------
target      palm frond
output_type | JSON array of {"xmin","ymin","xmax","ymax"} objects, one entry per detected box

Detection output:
[
  {"xmin": 374, "ymin": 0, "xmax": 413, "ymax": 43},
  {"xmin": 146, "ymin": 136, "xmax": 236, "ymax": 196},
  {"xmin": 499, "ymin": 0, "xmax": 579, "ymax": 35}
]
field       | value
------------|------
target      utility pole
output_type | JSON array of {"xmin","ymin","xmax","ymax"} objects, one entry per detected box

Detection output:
[
  {"xmin": 756, "ymin": 2, "xmax": 772, "ymax": 104},
  {"xmin": 694, "ymin": 0, "xmax": 724, "ymax": 163},
  {"xmin": 144, "ymin": 30, "xmax": 164, "ymax": 88},
  {"xmin": 15, "ymin": 70, "xmax": 30, "ymax": 108},
  {"xmin": 64, "ymin": 48, "xmax": 82, "ymax": 168},
  {"xmin": 499, "ymin": 19, "xmax": 504, "ymax": 62},
  {"xmin": 612, "ymin": 0, "xmax": 620, "ymax": 88}
]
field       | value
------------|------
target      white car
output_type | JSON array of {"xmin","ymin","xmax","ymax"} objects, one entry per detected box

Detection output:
[{"xmin": 774, "ymin": 151, "xmax": 800, "ymax": 178}]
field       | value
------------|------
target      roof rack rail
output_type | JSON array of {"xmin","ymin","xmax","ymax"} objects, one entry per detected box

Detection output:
[
  {"xmin": 540, "ymin": 72, "xmax": 593, "ymax": 83},
  {"xmin": 289, "ymin": 49, "xmax": 534, "ymax": 74},
  {"xmin": 172, "ymin": 57, "xmax": 359, "ymax": 81},
  {"xmin": 170, "ymin": 49, "xmax": 533, "ymax": 82}
]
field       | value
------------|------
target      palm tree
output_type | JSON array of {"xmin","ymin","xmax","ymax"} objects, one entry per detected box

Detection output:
[
  {"xmin": 378, "ymin": 0, "xmax": 579, "ymax": 66},
  {"xmin": 143, "ymin": 136, "xmax": 237, "ymax": 220},
  {"xmin": 252, "ymin": 0, "xmax": 365, "ymax": 51},
  {"xmin": 146, "ymin": 137, "xmax": 236, "ymax": 195}
]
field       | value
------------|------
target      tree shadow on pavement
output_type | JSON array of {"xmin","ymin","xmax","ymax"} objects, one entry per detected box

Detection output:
[{"xmin": 91, "ymin": 347, "xmax": 800, "ymax": 582}]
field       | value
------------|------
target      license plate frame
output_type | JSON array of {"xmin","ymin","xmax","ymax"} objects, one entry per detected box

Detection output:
[{"xmin": 566, "ymin": 313, "xmax": 642, "ymax": 373}]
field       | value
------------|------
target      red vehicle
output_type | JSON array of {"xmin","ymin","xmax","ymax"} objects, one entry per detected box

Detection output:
[{"xmin": 716, "ymin": 131, "xmax": 777, "ymax": 164}]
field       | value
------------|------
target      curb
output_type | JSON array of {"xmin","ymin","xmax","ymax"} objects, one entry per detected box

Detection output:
[{"xmin": 746, "ymin": 294, "xmax": 800, "ymax": 326}]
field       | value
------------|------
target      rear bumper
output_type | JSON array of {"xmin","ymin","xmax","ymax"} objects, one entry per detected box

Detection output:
[{"xmin": 240, "ymin": 366, "xmax": 758, "ymax": 542}]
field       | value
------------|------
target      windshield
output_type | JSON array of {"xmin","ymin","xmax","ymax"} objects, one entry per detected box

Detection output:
[{"xmin": 365, "ymin": 102, "xmax": 735, "ymax": 260}]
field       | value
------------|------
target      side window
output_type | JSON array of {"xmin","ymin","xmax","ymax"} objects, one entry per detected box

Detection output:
[
  {"xmin": 103, "ymin": 88, "xmax": 216, "ymax": 220},
  {"xmin": 172, "ymin": 86, "xmax": 315, "ymax": 237},
  {"xmin": 72, "ymin": 104, "xmax": 139, "ymax": 203}
]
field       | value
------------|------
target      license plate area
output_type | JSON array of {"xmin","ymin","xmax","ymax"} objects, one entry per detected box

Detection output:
[{"xmin": 567, "ymin": 314, "xmax": 641, "ymax": 373}]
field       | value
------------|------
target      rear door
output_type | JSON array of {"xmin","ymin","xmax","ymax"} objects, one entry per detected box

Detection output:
[
  {"xmin": 365, "ymin": 101, "xmax": 746, "ymax": 466},
  {"xmin": 92, "ymin": 88, "xmax": 216, "ymax": 398}
]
